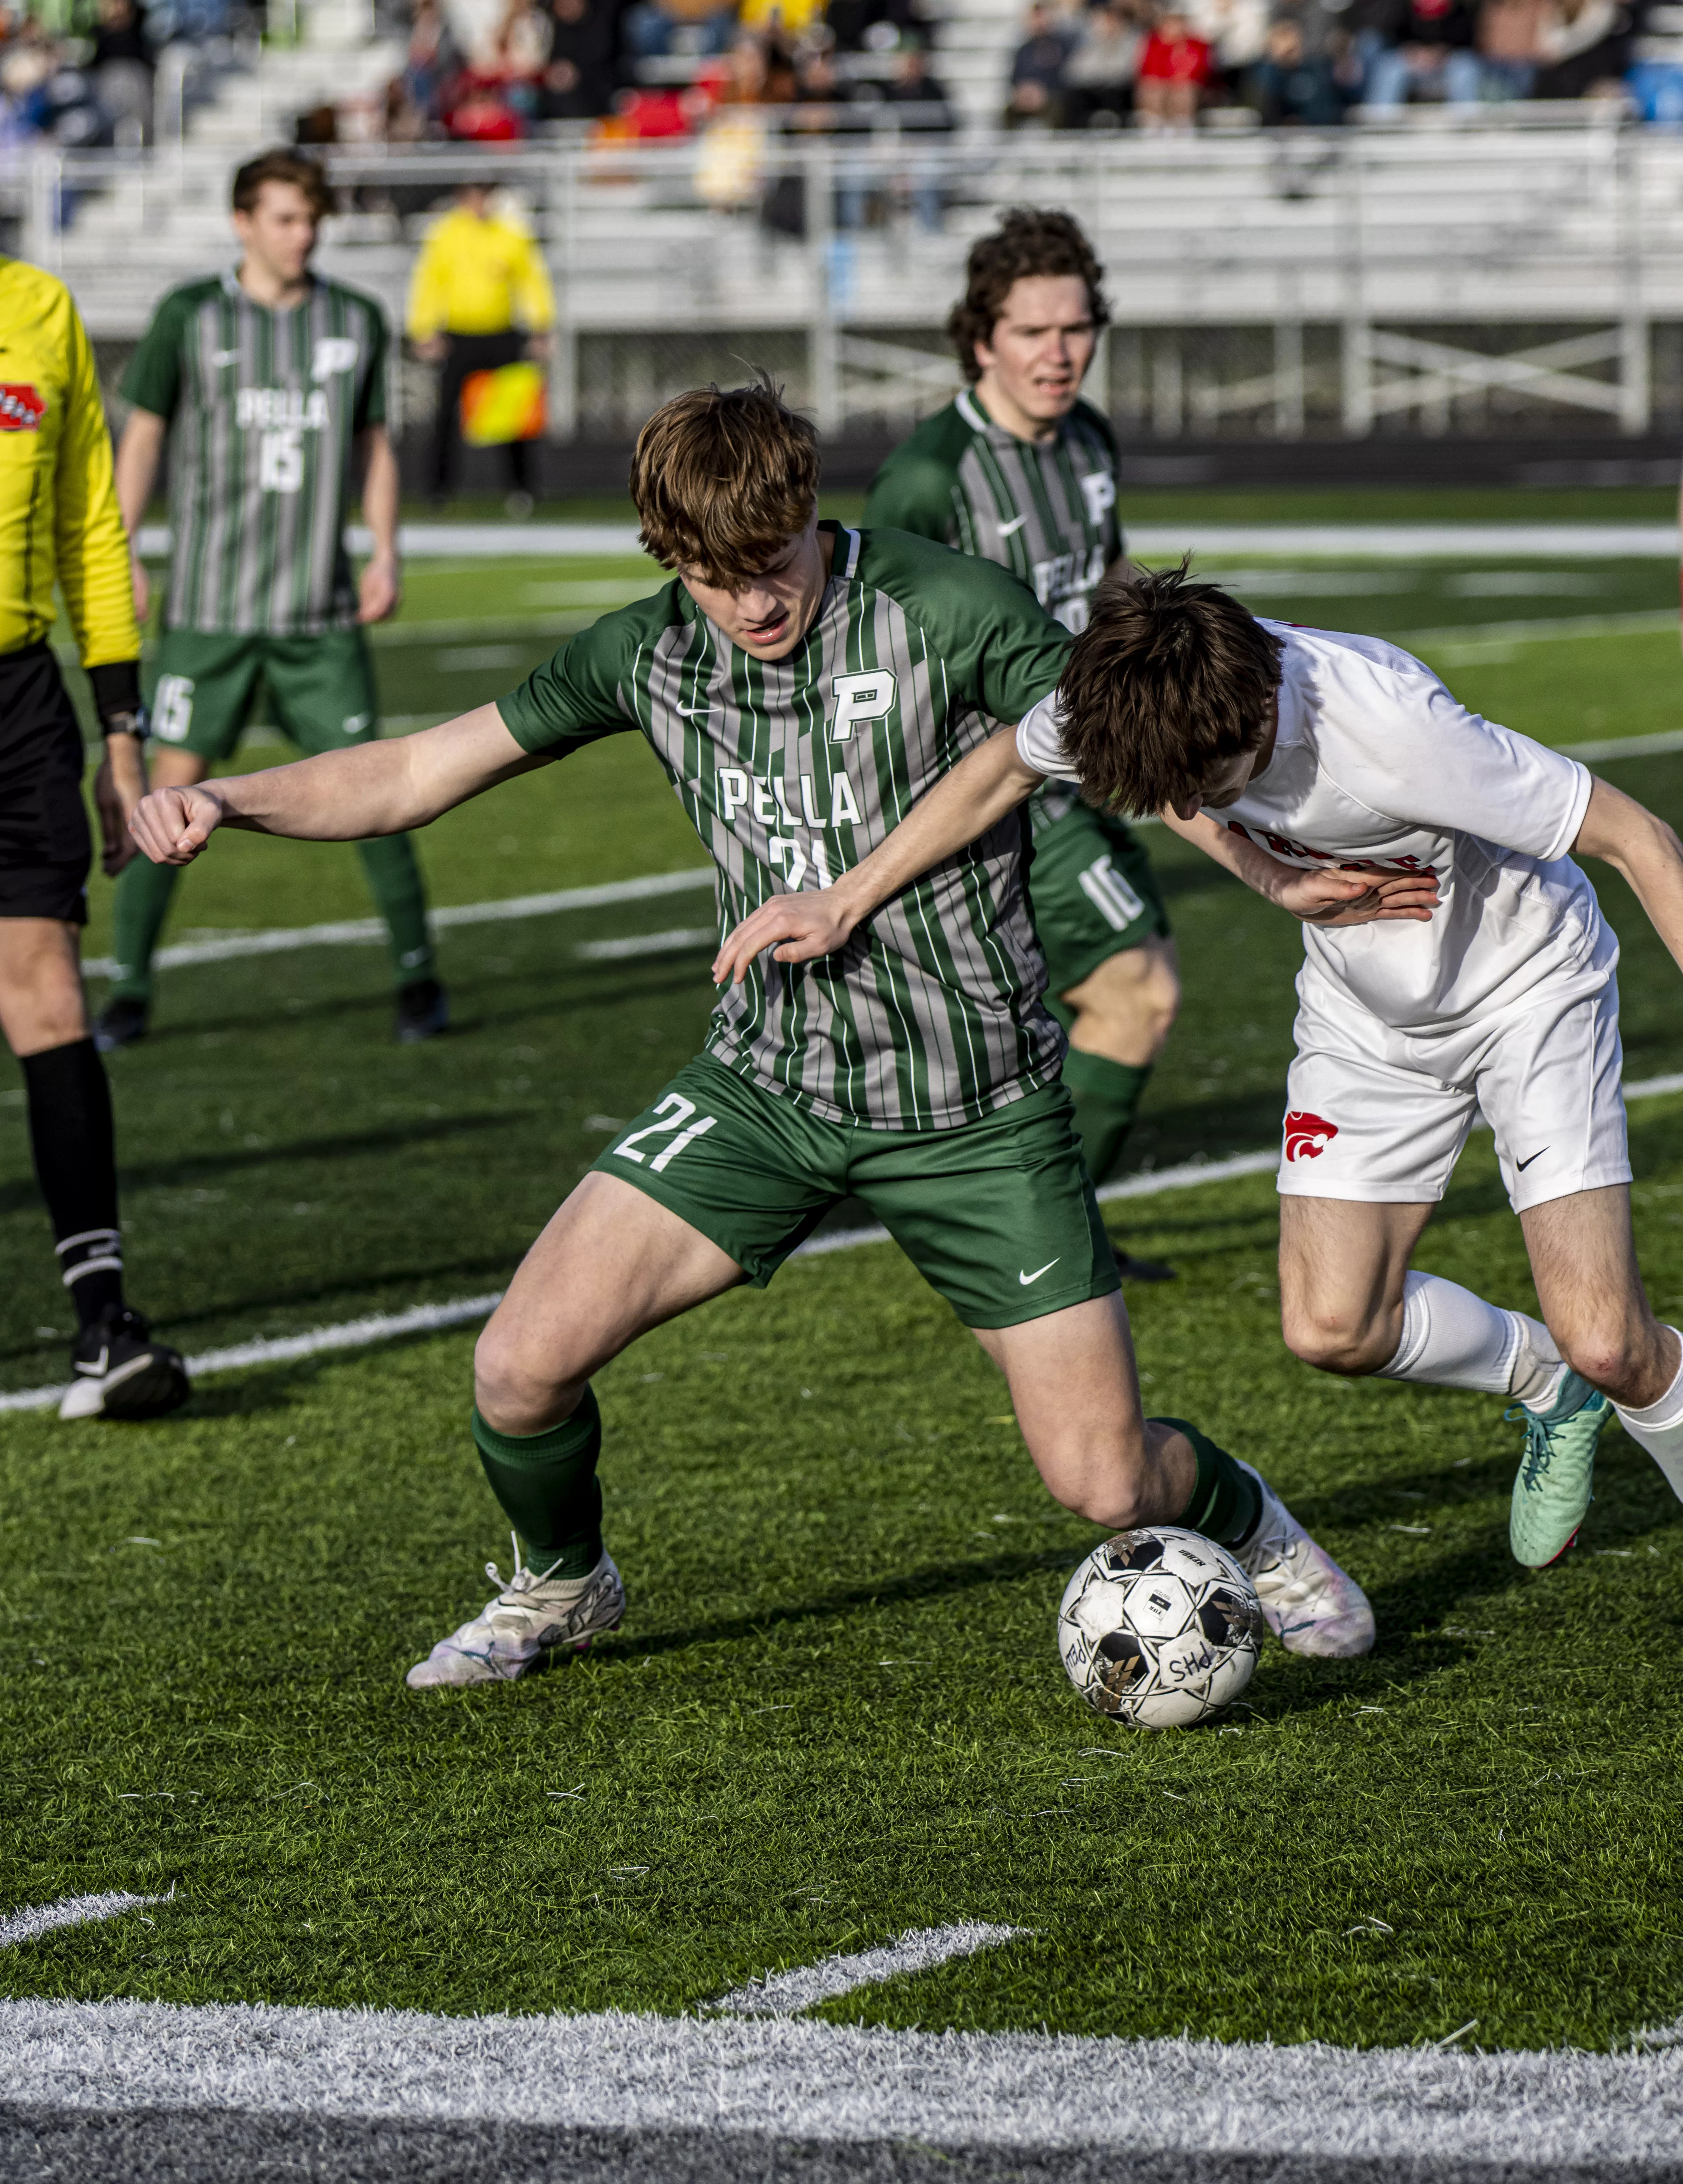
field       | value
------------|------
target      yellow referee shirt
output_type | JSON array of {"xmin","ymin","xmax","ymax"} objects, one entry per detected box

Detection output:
[
  {"xmin": 0, "ymin": 257, "xmax": 137, "ymax": 669},
  {"xmin": 405, "ymin": 207, "xmax": 556, "ymax": 343}
]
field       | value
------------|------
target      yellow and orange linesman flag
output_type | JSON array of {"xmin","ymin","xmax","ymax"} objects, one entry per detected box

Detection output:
[{"xmin": 460, "ymin": 361, "xmax": 547, "ymax": 447}]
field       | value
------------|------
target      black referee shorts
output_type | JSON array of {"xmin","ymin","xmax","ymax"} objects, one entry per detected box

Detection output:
[{"xmin": 0, "ymin": 639, "xmax": 90, "ymax": 924}]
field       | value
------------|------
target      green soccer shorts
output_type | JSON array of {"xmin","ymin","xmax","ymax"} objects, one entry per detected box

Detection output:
[
  {"xmin": 146, "ymin": 627, "xmax": 379, "ymax": 760},
  {"xmin": 592, "ymin": 1053, "xmax": 1120, "ymax": 1330},
  {"xmin": 1028, "ymin": 800, "xmax": 1172, "ymax": 1000}
]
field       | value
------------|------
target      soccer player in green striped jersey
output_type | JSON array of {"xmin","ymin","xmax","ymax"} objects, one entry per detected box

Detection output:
[
  {"xmin": 96, "ymin": 148, "xmax": 445, "ymax": 1052},
  {"xmin": 128, "ymin": 379, "xmax": 1378, "ymax": 1681},
  {"xmin": 865, "ymin": 211, "xmax": 1177, "ymax": 1270}
]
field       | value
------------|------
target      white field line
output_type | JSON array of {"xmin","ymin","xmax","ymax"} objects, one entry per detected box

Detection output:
[
  {"xmin": 0, "ymin": 1295, "xmax": 503, "ymax": 1417},
  {"xmin": 0, "ymin": 1893, "xmax": 164, "ymax": 1950},
  {"xmin": 8, "ymin": 1074, "xmax": 1683, "ymax": 1418},
  {"xmin": 711, "ymin": 1923, "xmax": 1026, "ymax": 2018},
  {"xmin": 575, "ymin": 926, "xmax": 715, "ymax": 962},
  {"xmin": 1399, "ymin": 609, "xmax": 1678, "ymax": 656},
  {"xmin": 80, "ymin": 868, "xmax": 714, "ymax": 979},
  {"xmin": 135, "ymin": 520, "xmax": 1683, "ymax": 562},
  {"xmin": 2, "ymin": 1995, "xmax": 1680, "ymax": 2158}
]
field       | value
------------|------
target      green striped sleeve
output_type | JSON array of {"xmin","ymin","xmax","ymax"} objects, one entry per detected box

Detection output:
[
  {"xmin": 498, "ymin": 588, "xmax": 679, "ymax": 755},
  {"xmin": 120, "ymin": 284, "xmax": 200, "ymax": 420}
]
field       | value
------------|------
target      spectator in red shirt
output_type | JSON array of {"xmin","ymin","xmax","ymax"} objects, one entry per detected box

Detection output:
[{"xmin": 1135, "ymin": 5, "xmax": 1213, "ymax": 123}]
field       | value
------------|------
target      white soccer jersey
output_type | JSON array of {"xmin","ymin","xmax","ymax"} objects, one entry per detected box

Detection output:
[{"xmin": 1017, "ymin": 622, "xmax": 1609, "ymax": 1036}]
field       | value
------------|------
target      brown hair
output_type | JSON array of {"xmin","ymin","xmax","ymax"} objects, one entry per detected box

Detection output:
[
  {"xmin": 231, "ymin": 148, "xmax": 335, "ymax": 220},
  {"xmin": 1058, "ymin": 561, "xmax": 1284, "ymax": 816},
  {"xmin": 630, "ymin": 377, "xmax": 820, "ymax": 588},
  {"xmin": 947, "ymin": 209, "xmax": 1110, "ymax": 384}
]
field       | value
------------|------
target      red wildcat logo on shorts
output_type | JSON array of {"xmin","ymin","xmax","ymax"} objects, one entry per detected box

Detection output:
[
  {"xmin": 1284, "ymin": 1111, "xmax": 1338, "ymax": 1161},
  {"xmin": 0, "ymin": 384, "xmax": 46, "ymax": 431}
]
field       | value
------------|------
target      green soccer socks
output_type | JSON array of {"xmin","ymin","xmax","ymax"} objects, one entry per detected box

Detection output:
[
  {"xmin": 355, "ymin": 835, "xmax": 435, "ymax": 988},
  {"xmin": 109, "ymin": 852, "xmax": 180, "ymax": 1002},
  {"xmin": 1154, "ymin": 1415, "xmax": 1264, "ymax": 1550},
  {"xmin": 109, "ymin": 831, "xmax": 433, "ymax": 998},
  {"xmin": 472, "ymin": 1389, "xmax": 604, "ymax": 1577},
  {"xmin": 1063, "ymin": 1049, "xmax": 1152, "ymax": 1185}
]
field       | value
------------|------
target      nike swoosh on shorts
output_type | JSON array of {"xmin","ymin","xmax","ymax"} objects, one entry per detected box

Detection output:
[
  {"xmin": 1019, "ymin": 1258, "xmax": 1060, "ymax": 1286},
  {"xmin": 1515, "ymin": 1147, "xmax": 1549, "ymax": 1171}
]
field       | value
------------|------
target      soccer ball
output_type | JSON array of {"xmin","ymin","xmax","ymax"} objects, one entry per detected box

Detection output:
[{"xmin": 1058, "ymin": 1527, "xmax": 1264, "ymax": 1729}]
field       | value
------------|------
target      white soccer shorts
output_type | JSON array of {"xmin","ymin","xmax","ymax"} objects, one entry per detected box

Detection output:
[{"xmin": 1276, "ymin": 968, "xmax": 1632, "ymax": 1215}]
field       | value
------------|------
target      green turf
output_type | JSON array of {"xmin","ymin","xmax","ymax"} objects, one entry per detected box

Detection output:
[{"xmin": 4, "ymin": 550, "xmax": 1682, "ymax": 2051}]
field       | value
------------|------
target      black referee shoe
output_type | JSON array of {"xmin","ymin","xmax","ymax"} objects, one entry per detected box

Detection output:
[
  {"xmin": 395, "ymin": 978, "xmax": 450, "ymax": 1044},
  {"xmin": 93, "ymin": 996, "xmax": 149, "ymax": 1052},
  {"xmin": 58, "ymin": 1304, "xmax": 190, "ymax": 1422}
]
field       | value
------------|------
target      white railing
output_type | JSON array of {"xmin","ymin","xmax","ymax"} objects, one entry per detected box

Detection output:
[{"xmin": 9, "ymin": 122, "xmax": 1683, "ymax": 437}]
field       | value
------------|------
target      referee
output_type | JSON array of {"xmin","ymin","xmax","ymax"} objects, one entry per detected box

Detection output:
[{"xmin": 0, "ymin": 253, "xmax": 188, "ymax": 1419}]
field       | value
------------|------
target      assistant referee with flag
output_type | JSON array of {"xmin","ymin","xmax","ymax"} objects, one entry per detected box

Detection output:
[{"xmin": 0, "ymin": 252, "xmax": 188, "ymax": 1419}]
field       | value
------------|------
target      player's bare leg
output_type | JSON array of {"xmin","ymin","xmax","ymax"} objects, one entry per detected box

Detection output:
[
  {"xmin": 977, "ymin": 1292, "xmax": 1374, "ymax": 1657},
  {"xmin": 474, "ymin": 1172, "xmax": 746, "ymax": 1432},
  {"xmin": 974, "ymin": 1292, "xmax": 1192, "ymax": 1524},
  {"xmin": 408, "ymin": 1176, "xmax": 746, "ymax": 1689},
  {"xmin": 1520, "ymin": 1186, "xmax": 1676, "ymax": 1408},
  {"xmin": 1061, "ymin": 937, "xmax": 1181, "ymax": 1280},
  {"xmin": 1277, "ymin": 1197, "xmax": 1437, "ymax": 1375},
  {"xmin": 1278, "ymin": 1191, "xmax": 1682, "ymax": 1565},
  {"xmin": 1519, "ymin": 1185, "xmax": 1683, "ymax": 1543}
]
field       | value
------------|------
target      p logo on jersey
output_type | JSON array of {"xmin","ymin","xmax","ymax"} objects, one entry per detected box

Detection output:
[
  {"xmin": 1284, "ymin": 1111, "xmax": 1338, "ymax": 1162},
  {"xmin": 0, "ymin": 383, "xmax": 46, "ymax": 431},
  {"xmin": 312, "ymin": 337, "xmax": 359, "ymax": 381}
]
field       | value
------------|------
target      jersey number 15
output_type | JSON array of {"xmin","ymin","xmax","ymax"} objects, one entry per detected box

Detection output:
[{"xmin": 258, "ymin": 428, "xmax": 304, "ymax": 494}]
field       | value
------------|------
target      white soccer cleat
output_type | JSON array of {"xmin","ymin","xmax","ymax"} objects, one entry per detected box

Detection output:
[
  {"xmin": 1232, "ymin": 1462, "xmax": 1375, "ymax": 1659},
  {"xmin": 405, "ymin": 1545, "xmax": 625, "ymax": 1689}
]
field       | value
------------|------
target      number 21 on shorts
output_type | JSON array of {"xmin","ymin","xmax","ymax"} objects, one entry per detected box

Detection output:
[{"xmin": 613, "ymin": 1093, "xmax": 718, "ymax": 1174}]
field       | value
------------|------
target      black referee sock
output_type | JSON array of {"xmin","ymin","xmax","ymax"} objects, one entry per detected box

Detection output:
[{"xmin": 21, "ymin": 1038, "xmax": 125, "ymax": 1329}]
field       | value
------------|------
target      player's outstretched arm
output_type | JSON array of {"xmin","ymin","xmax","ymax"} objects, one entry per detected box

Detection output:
[
  {"xmin": 1575, "ymin": 776, "xmax": 1683, "ymax": 969},
  {"xmin": 1159, "ymin": 808, "xmax": 1442, "ymax": 925},
  {"xmin": 129, "ymin": 704, "xmax": 548, "ymax": 867},
  {"xmin": 712, "ymin": 724, "xmax": 1040, "ymax": 984}
]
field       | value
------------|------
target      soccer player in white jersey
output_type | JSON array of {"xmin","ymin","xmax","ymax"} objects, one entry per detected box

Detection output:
[{"xmin": 718, "ymin": 563, "xmax": 1683, "ymax": 1569}]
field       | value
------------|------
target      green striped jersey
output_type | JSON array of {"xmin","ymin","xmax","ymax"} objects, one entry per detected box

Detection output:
[
  {"xmin": 499, "ymin": 524, "xmax": 1073, "ymax": 1132},
  {"xmin": 863, "ymin": 392, "xmax": 1122, "ymax": 634},
  {"xmin": 122, "ymin": 271, "xmax": 388, "ymax": 635},
  {"xmin": 865, "ymin": 394, "xmax": 1124, "ymax": 844}
]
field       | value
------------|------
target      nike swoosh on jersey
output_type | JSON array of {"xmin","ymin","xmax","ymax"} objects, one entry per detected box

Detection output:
[
  {"xmin": 211, "ymin": 349, "xmax": 239, "ymax": 366},
  {"xmin": 1018, "ymin": 1258, "xmax": 1060, "ymax": 1286},
  {"xmin": 1515, "ymin": 1147, "xmax": 1550, "ymax": 1171},
  {"xmin": 997, "ymin": 515, "xmax": 1028, "ymax": 538}
]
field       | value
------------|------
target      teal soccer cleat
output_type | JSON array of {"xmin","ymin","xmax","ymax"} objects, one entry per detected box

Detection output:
[{"xmin": 1509, "ymin": 1373, "xmax": 1611, "ymax": 1568}]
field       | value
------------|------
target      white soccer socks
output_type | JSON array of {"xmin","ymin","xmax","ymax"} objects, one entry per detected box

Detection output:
[
  {"xmin": 1613, "ymin": 1330, "xmax": 1683, "ymax": 1503},
  {"xmin": 1375, "ymin": 1270, "xmax": 1566, "ymax": 1410}
]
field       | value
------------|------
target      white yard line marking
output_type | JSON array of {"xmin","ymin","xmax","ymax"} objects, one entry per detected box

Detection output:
[
  {"xmin": 711, "ymin": 1923, "xmax": 1026, "ymax": 2017},
  {"xmin": 0, "ymin": 1893, "xmax": 164, "ymax": 1950},
  {"xmin": 1, "ymin": 1996, "xmax": 1679, "ymax": 2158},
  {"xmin": 575, "ymin": 926, "xmax": 715, "ymax": 962},
  {"xmin": 1400, "ymin": 610, "xmax": 1678, "ymax": 656},
  {"xmin": 8, "ymin": 1074, "xmax": 1683, "ymax": 1417},
  {"xmin": 81, "ymin": 869, "xmax": 713, "ymax": 979},
  {"xmin": 0, "ymin": 1296, "xmax": 503, "ymax": 1416}
]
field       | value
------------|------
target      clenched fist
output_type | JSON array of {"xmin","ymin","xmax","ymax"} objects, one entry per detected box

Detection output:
[{"xmin": 129, "ymin": 781, "xmax": 230, "ymax": 867}]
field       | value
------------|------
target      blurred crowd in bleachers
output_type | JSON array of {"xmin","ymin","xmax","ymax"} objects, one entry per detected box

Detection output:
[
  {"xmin": 0, "ymin": 0, "xmax": 234, "ymax": 149},
  {"xmin": 1005, "ymin": 0, "xmax": 1667, "ymax": 128},
  {"xmin": 4, "ymin": 0, "xmax": 1682, "ymax": 163},
  {"xmin": 366, "ymin": 0, "xmax": 953, "ymax": 147}
]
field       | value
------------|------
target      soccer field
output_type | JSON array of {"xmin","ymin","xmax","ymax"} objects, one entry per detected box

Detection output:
[{"xmin": 3, "ymin": 512, "xmax": 1683, "ymax": 2169}]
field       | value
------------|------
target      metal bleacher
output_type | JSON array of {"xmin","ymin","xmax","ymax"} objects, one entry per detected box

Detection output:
[{"xmin": 10, "ymin": 0, "xmax": 1683, "ymax": 442}]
